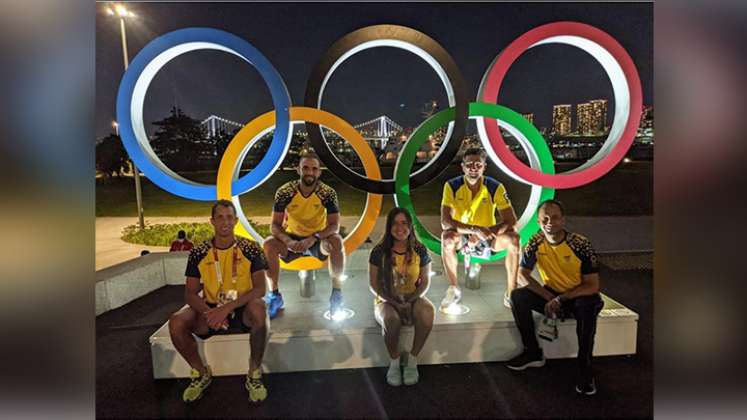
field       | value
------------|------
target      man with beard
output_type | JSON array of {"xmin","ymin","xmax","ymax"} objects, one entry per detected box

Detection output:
[
  {"xmin": 440, "ymin": 148, "xmax": 521, "ymax": 310},
  {"xmin": 263, "ymin": 152, "xmax": 345, "ymax": 319},
  {"xmin": 506, "ymin": 199, "xmax": 604, "ymax": 396}
]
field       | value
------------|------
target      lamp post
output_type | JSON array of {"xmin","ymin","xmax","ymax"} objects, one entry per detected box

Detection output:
[{"xmin": 108, "ymin": 4, "xmax": 144, "ymax": 230}]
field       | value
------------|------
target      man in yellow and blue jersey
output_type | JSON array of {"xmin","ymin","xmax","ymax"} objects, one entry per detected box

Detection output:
[
  {"xmin": 263, "ymin": 152, "xmax": 346, "ymax": 319},
  {"xmin": 440, "ymin": 147, "xmax": 521, "ymax": 309},
  {"xmin": 506, "ymin": 199, "xmax": 604, "ymax": 396},
  {"xmin": 168, "ymin": 200, "xmax": 270, "ymax": 404}
]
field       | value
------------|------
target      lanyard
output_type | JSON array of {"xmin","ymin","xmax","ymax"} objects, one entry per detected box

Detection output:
[
  {"xmin": 211, "ymin": 241, "xmax": 238, "ymax": 289},
  {"xmin": 392, "ymin": 249, "xmax": 412, "ymax": 287}
]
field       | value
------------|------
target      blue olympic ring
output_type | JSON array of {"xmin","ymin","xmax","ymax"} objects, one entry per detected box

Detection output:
[{"xmin": 116, "ymin": 27, "xmax": 292, "ymax": 201}]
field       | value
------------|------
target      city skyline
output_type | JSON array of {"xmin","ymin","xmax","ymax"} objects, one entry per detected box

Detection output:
[{"xmin": 96, "ymin": 2, "xmax": 652, "ymax": 140}]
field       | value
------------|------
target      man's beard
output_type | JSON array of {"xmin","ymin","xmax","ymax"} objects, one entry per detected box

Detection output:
[{"xmin": 302, "ymin": 175, "xmax": 317, "ymax": 186}]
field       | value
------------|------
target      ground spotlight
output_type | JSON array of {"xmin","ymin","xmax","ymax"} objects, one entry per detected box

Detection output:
[
  {"xmin": 324, "ymin": 308, "xmax": 355, "ymax": 322},
  {"xmin": 439, "ymin": 303, "xmax": 470, "ymax": 315}
]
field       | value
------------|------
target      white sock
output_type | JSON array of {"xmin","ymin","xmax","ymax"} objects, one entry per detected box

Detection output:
[
  {"xmin": 407, "ymin": 354, "xmax": 418, "ymax": 368},
  {"xmin": 389, "ymin": 357, "xmax": 400, "ymax": 370}
]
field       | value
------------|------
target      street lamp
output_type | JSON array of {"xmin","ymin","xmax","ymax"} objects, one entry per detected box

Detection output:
[
  {"xmin": 112, "ymin": 121, "xmax": 119, "ymax": 136},
  {"xmin": 106, "ymin": 3, "xmax": 145, "ymax": 230}
]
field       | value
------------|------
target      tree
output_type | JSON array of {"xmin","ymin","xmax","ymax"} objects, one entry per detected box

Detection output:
[
  {"xmin": 96, "ymin": 133, "xmax": 128, "ymax": 180},
  {"xmin": 149, "ymin": 106, "xmax": 208, "ymax": 172}
]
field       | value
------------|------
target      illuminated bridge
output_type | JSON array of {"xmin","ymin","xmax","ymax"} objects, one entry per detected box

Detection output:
[
  {"xmin": 200, "ymin": 115, "xmax": 244, "ymax": 138},
  {"xmin": 353, "ymin": 115, "xmax": 403, "ymax": 149}
]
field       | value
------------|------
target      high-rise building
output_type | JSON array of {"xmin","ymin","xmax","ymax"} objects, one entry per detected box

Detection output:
[
  {"xmin": 576, "ymin": 102, "xmax": 593, "ymax": 134},
  {"xmin": 521, "ymin": 113, "xmax": 534, "ymax": 124},
  {"xmin": 589, "ymin": 99, "xmax": 609, "ymax": 134},
  {"xmin": 640, "ymin": 105, "xmax": 653, "ymax": 129},
  {"xmin": 552, "ymin": 104, "xmax": 572, "ymax": 136}
]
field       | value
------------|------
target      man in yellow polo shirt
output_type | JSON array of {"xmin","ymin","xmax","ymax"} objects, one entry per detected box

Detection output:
[
  {"xmin": 263, "ymin": 151, "xmax": 346, "ymax": 319},
  {"xmin": 440, "ymin": 147, "xmax": 521, "ymax": 309},
  {"xmin": 506, "ymin": 199, "xmax": 604, "ymax": 396},
  {"xmin": 168, "ymin": 200, "xmax": 270, "ymax": 404}
]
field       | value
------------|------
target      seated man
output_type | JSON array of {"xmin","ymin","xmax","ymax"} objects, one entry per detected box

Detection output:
[
  {"xmin": 168, "ymin": 200, "xmax": 270, "ymax": 404},
  {"xmin": 506, "ymin": 199, "xmax": 604, "ymax": 396},
  {"xmin": 170, "ymin": 229, "xmax": 194, "ymax": 251},
  {"xmin": 440, "ymin": 147, "xmax": 521, "ymax": 309},
  {"xmin": 263, "ymin": 151, "xmax": 346, "ymax": 319}
]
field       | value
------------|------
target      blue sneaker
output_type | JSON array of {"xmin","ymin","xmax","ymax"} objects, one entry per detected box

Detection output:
[
  {"xmin": 265, "ymin": 291, "xmax": 284, "ymax": 319},
  {"xmin": 329, "ymin": 288, "xmax": 344, "ymax": 316}
]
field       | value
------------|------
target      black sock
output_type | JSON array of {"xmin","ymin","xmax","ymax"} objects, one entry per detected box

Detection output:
[{"xmin": 272, "ymin": 289, "xmax": 280, "ymax": 295}]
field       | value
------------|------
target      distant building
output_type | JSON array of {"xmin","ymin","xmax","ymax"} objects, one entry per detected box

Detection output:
[
  {"xmin": 640, "ymin": 105, "xmax": 654, "ymax": 129},
  {"xmin": 589, "ymin": 99, "xmax": 608, "ymax": 134},
  {"xmin": 552, "ymin": 104, "xmax": 572, "ymax": 136},
  {"xmin": 521, "ymin": 113, "xmax": 534, "ymax": 124},
  {"xmin": 576, "ymin": 102, "xmax": 593, "ymax": 135}
]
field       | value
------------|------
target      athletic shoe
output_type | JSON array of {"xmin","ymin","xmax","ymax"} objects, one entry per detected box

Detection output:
[
  {"xmin": 386, "ymin": 363, "xmax": 402, "ymax": 387},
  {"xmin": 503, "ymin": 292, "xmax": 512, "ymax": 309},
  {"xmin": 329, "ymin": 288, "xmax": 344, "ymax": 316},
  {"xmin": 575, "ymin": 378, "xmax": 597, "ymax": 396},
  {"xmin": 245, "ymin": 369, "xmax": 268, "ymax": 403},
  {"xmin": 265, "ymin": 291, "xmax": 284, "ymax": 320},
  {"xmin": 506, "ymin": 350, "xmax": 545, "ymax": 371},
  {"xmin": 182, "ymin": 366, "xmax": 212, "ymax": 403},
  {"xmin": 403, "ymin": 364, "xmax": 419, "ymax": 386},
  {"xmin": 440, "ymin": 285, "xmax": 462, "ymax": 309}
]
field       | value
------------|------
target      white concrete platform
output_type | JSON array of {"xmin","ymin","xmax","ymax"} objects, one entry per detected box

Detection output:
[{"xmin": 148, "ymin": 250, "xmax": 638, "ymax": 378}]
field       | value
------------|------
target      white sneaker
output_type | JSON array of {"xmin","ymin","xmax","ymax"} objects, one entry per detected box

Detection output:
[
  {"xmin": 440, "ymin": 286, "xmax": 462, "ymax": 308},
  {"xmin": 386, "ymin": 361, "xmax": 402, "ymax": 387},
  {"xmin": 503, "ymin": 292, "xmax": 512, "ymax": 309}
]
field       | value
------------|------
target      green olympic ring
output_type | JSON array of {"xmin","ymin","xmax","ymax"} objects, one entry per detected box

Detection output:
[{"xmin": 394, "ymin": 102, "xmax": 556, "ymax": 263}]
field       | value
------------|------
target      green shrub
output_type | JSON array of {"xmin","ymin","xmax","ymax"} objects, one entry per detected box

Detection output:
[{"xmin": 121, "ymin": 222, "xmax": 271, "ymax": 246}]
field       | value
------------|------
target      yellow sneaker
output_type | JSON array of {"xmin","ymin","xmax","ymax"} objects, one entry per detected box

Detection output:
[
  {"xmin": 182, "ymin": 366, "xmax": 212, "ymax": 403},
  {"xmin": 245, "ymin": 369, "xmax": 267, "ymax": 403}
]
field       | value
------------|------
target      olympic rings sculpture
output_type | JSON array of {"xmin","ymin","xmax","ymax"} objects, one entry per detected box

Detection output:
[{"xmin": 116, "ymin": 22, "xmax": 641, "ymax": 270}]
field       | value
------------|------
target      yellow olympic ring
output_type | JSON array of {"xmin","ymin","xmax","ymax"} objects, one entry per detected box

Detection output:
[{"xmin": 217, "ymin": 106, "xmax": 383, "ymax": 271}]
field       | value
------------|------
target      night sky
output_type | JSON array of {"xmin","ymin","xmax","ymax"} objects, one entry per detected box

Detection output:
[{"xmin": 96, "ymin": 2, "xmax": 652, "ymax": 139}]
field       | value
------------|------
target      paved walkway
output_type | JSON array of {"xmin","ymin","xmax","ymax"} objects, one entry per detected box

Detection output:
[{"xmin": 96, "ymin": 215, "xmax": 652, "ymax": 270}]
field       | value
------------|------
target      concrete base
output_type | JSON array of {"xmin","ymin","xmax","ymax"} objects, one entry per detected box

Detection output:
[{"xmin": 149, "ymin": 253, "xmax": 638, "ymax": 378}]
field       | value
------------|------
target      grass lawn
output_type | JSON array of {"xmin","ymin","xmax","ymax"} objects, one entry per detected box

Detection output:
[{"xmin": 96, "ymin": 161, "xmax": 652, "ymax": 217}]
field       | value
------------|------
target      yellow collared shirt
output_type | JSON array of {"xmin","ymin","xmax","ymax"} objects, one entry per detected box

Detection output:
[
  {"xmin": 273, "ymin": 180, "xmax": 339, "ymax": 237},
  {"xmin": 441, "ymin": 176, "xmax": 512, "ymax": 227},
  {"xmin": 520, "ymin": 231, "xmax": 600, "ymax": 293}
]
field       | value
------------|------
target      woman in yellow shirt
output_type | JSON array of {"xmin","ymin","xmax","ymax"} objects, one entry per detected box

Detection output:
[{"xmin": 369, "ymin": 207, "xmax": 434, "ymax": 387}]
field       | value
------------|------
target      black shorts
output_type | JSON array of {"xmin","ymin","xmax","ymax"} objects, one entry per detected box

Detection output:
[
  {"xmin": 280, "ymin": 233, "xmax": 329, "ymax": 263},
  {"xmin": 195, "ymin": 303, "xmax": 251, "ymax": 340}
]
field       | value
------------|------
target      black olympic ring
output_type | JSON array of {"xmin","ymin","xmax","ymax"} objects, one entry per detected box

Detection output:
[{"xmin": 304, "ymin": 24, "xmax": 468, "ymax": 194}]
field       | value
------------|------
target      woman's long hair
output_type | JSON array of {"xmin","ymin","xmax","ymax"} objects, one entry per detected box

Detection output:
[{"xmin": 375, "ymin": 207, "xmax": 422, "ymax": 298}]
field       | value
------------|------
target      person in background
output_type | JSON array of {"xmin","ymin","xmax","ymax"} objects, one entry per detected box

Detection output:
[{"xmin": 170, "ymin": 230, "xmax": 194, "ymax": 252}]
